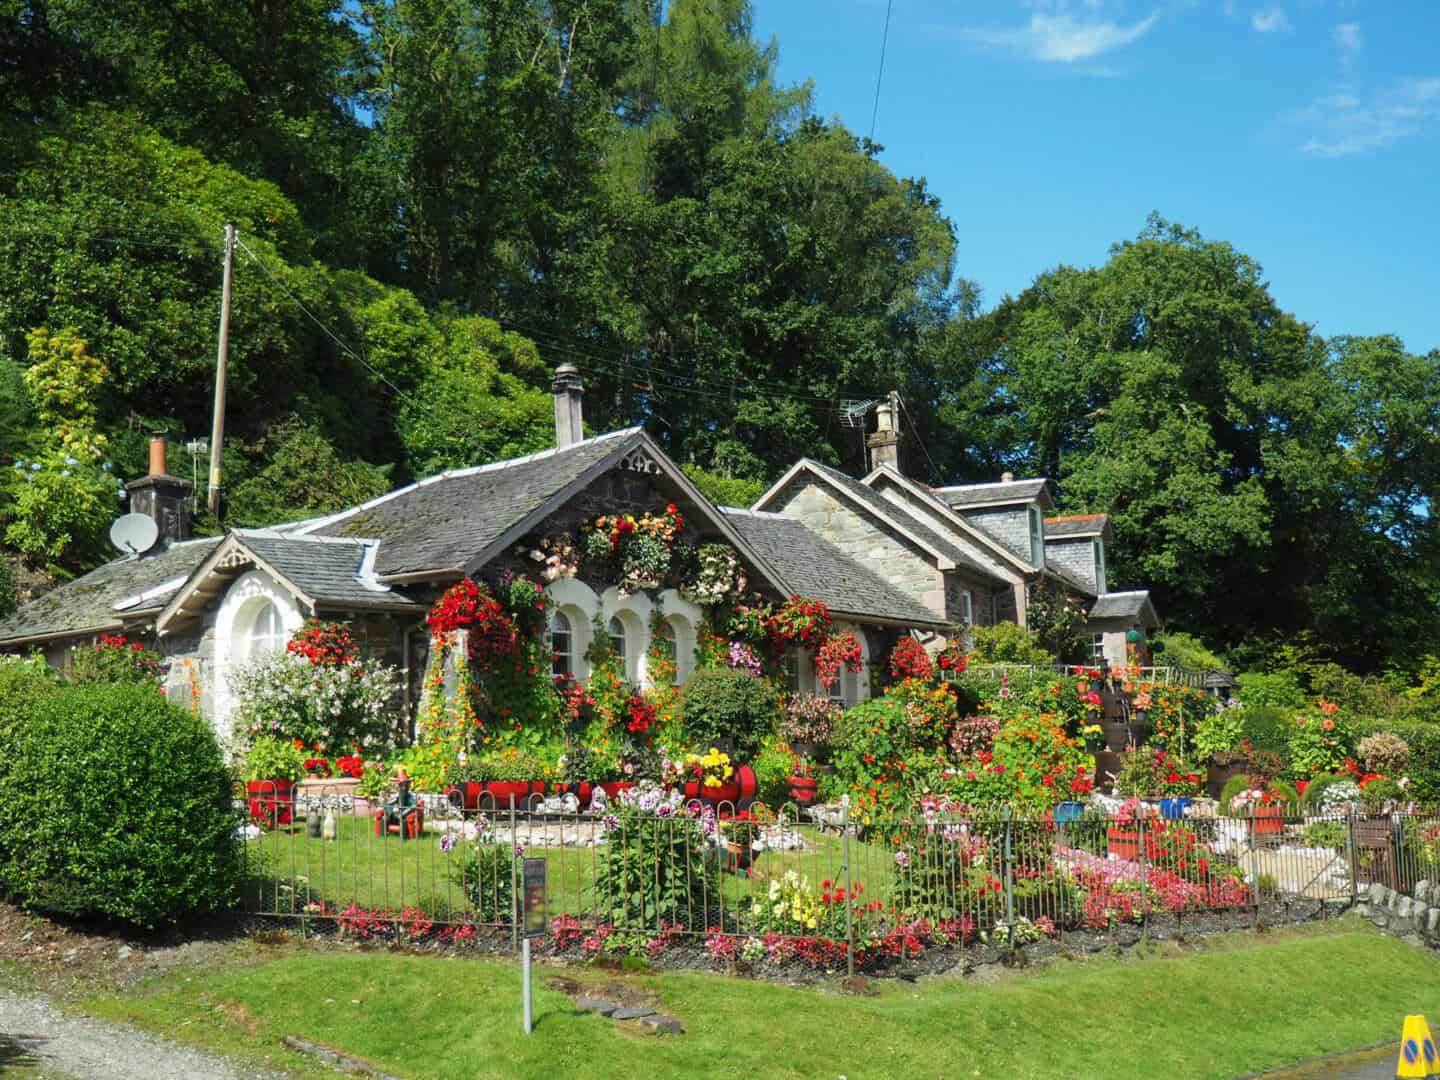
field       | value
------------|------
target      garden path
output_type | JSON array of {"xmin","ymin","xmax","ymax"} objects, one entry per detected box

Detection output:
[{"xmin": 0, "ymin": 988, "xmax": 284, "ymax": 1080}]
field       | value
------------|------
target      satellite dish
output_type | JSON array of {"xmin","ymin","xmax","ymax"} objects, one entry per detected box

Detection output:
[{"xmin": 109, "ymin": 513, "xmax": 159, "ymax": 557}]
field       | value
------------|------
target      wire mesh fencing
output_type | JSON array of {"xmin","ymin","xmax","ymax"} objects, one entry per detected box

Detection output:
[{"xmin": 237, "ymin": 784, "xmax": 1440, "ymax": 970}]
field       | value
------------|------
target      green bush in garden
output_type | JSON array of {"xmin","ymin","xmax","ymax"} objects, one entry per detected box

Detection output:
[
  {"xmin": 679, "ymin": 667, "xmax": 780, "ymax": 762},
  {"xmin": 0, "ymin": 682, "xmax": 241, "ymax": 927}
]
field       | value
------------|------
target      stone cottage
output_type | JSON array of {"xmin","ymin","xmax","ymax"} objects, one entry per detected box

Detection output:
[{"xmin": 0, "ymin": 365, "xmax": 1155, "ymax": 741}]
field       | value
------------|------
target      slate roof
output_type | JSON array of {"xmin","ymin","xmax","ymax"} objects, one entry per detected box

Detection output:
[
  {"xmin": 304, "ymin": 428, "xmax": 640, "ymax": 577},
  {"xmin": 721, "ymin": 509, "xmax": 949, "ymax": 629},
  {"xmin": 0, "ymin": 537, "xmax": 222, "ymax": 644},
  {"xmin": 802, "ymin": 461, "xmax": 1001, "ymax": 580},
  {"xmin": 1088, "ymin": 590, "xmax": 1154, "ymax": 620},
  {"xmin": 1044, "ymin": 514, "xmax": 1110, "ymax": 539},
  {"xmin": 936, "ymin": 478, "xmax": 1050, "ymax": 508},
  {"xmin": 235, "ymin": 533, "xmax": 421, "ymax": 609}
]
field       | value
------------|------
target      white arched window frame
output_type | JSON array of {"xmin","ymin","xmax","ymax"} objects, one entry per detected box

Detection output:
[
  {"xmin": 548, "ymin": 608, "xmax": 575, "ymax": 678},
  {"xmin": 600, "ymin": 587, "xmax": 651, "ymax": 685},
  {"xmin": 657, "ymin": 589, "xmax": 705, "ymax": 687},
  {"xmin": 607, "ymin": 615, "xmax": 628, "ymax": 673},
  {"xmin": 213, "ymin": 568, "xmax": 305, "ymax": 744},
  {"xmin": 544, "ymin": 579, "xmax": 599, "ymax": 684}
]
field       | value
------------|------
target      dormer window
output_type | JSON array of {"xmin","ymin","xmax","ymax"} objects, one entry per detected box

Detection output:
[
  {"xmin": 1028, "ymin": 506, "xmax": 1045, "ymax": 568},
  {"xmin": 1093, "ymin": 539, "xmax": 1107, "ymax": 594}
]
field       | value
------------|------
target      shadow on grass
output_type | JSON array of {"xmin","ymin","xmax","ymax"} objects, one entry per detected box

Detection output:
[{"xmin": 0, "ymin": 1030, "xmax": 49, "ymax": 1070}]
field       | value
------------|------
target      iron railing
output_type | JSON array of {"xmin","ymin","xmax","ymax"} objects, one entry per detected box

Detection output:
[{"xmin": 238, "ymin": 786, "xmax": 1438, "ymax": 970}]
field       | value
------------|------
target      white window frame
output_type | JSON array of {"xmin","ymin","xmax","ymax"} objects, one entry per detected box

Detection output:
[
  {"xmin": 548, "ymin": 608, "xmax": 575, "ymax": 678},
  {"xmin": 1029, "ymin": 505, "xmax": 1045, "ymax": 568},
  {"xmin": 607, "ymin": 615, "xmax": 628, "ymax": 674},
  {"xmin": 1093, "ymin": 538, "xmax": 1107, "ymax": 594},
  {"xmin": 1090, "ymin": 632, "xmax": 1106, "ymax": 664}
]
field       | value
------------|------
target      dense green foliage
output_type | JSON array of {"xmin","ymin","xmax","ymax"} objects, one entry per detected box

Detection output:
[
  {"xmin": 0, "ymin": 1, "xmax": 1434, "ymax": 670},
  {"xmin": 0, "ymin": 682, "xmax": 241, "ymax": 927},
  {"xmin": 679, "ymin": 666, "xmax": 779, "ymax": 761}
]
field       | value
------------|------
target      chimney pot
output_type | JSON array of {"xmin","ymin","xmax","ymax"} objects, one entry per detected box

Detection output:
[
  {"xmin": 148, "ymin": 436, "xmax": 169, "ymax": 477},
  {"xmin": 552, "ymin": 363, "xmax": 584, "ymax": 449}
]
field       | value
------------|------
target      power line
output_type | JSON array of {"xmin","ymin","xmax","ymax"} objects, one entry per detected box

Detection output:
[
  {"xmin": 869, "ymin": 0, "xmax": 895, "ymax": 142},
  {"xmin": 898, "ymin": 392, "xmax": 945, "ymax": 484},
  {"xmin": 232, "ymin": 234, "xmax": 454, "ymax": 430}
]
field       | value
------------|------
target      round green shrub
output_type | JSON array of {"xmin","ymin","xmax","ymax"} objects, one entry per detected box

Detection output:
[
  {"xmin": 679, "ymin": 667, "xmax": 779, "ymax": 762},
  {"xmin": 0, "ymin": 683, "xmax": 241, "ymax": 928},
  {"xmin": 1301, "ymin": 772, "xmax": 1346, "ymax": 808},
  {"xmin": 1237, "ymin": 705, "xmax": 1294, "ymax": 764}
]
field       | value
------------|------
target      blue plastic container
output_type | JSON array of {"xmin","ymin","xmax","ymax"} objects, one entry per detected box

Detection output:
[
  {"xmin": 1159, "ymin": 796, "xmax": 1192, "ymax": 820},
  {"xmin": 1053, "ymin": 801, "xmax": 1085, "ymax": 825}
]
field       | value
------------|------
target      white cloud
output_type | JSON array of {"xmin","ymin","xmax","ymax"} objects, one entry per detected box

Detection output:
[
  {"xmin": 962, "ymin": 11, "xmax": 1161, "ymax": 63},
  {"xmin": 1250, "ymin": 7, "xmax": 1291, "ymax": 33},
  {"xmin": 1295, "ymin": 77, "xmax": 1440, "ymax": 157},
  {"xmin": 1333, "ymin": 22, "xmax": 1363, "ymax": 69}
]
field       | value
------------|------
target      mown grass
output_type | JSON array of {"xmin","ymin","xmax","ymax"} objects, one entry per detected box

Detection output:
[
  {"xmin": 244, "ymin": 812, "xmax": 873, "ymax": 919},
  {"xmin": 82, "ymin": 922, "xmax": 1434, "ymax": 1080}
]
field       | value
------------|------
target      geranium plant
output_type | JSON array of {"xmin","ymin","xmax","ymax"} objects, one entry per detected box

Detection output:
[
  {"xmin": 889, "ymin": 637, "xmax": 934, "ymax": 681},
  {"xmin": 813, "ymin": 630, "xmax": 863, "ymax": 691},
  {"xmin": 769, "ymin": 596, "xmax": 832, "ymax": 648},
  {"xmin": 67, "ymin": 632, "xmax": 167, "ymax": 687}
]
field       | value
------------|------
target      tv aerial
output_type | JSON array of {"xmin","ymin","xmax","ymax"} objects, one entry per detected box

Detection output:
[
  {"xmin": 109, "ymin": 513, "xmax": 159, "ymax": 558},
  {"xmin": 839, "ymin": 399, "xmax": 879, "ymax": 428}
]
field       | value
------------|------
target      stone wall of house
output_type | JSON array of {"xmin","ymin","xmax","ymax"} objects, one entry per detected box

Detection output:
[
  {"xmin": 768, "ymin": 477, "xmax": 946, "ymax": 618},
  {"xmin": 1046, "ymin": 538, "xmax": 1097, "ymax": 592},
  {"xmin": 943, "ymin": 570, "xmax": 998, "ymax": 630},
  {"xmin": 961, "ymin": 507, "xmax": 1032, "ymax": 562},
  {"xmin": 873, "ymin": 484, "xmax": 1018, "ymax": 584}
]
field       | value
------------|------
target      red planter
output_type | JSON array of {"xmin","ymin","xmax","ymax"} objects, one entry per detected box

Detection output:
[
  {"xmin": 788, "ymin": 776, "xmax": 819, "ymax": 804},
  {"xmin": 483, "ymin": 781, "xmax": 533, "ymax": 809},
  {"xmin": 599, "ymin": 781, "xmax": 636, "ymax": 801},
  {"xmin": 1107, "ymin": 826, "xmax": 1142, "ymax": 861},
  {"xmin": 1249, "ymin": 805, "xmax": 1285, "ymax": 836},
  {"xmin": 700, "ymin": 779, "xmax": 741, "ymax": 808},
  {"xmin": 1295, "ymin": 780, "xmax": 1310, "ymax": 797},
  {"xmin": 445, "ymin": 781, "xmax": 484, "ymax": 811},
  {"xmin": 247, "ymin": 779, "xmax": 295, "ymax": 827}
]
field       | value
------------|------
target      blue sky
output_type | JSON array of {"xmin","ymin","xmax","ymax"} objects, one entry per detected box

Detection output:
[{"xmin": 752, "ymin": 0, "xmax": 1440, "ymax": 354}]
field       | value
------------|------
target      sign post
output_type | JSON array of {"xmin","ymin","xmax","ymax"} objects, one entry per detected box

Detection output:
[{"xmin": 521, "ymin": 858, "xmax": 547, "ymax": 1035}]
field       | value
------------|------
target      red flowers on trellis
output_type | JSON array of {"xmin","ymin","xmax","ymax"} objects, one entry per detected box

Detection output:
[{"xmin": 427, "ymin": 578, "xmax": 518, "ymax": 669}]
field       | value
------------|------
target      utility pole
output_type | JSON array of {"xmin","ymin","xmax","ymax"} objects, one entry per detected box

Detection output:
[{"xmin": 208, "ymin": 222, "xmax": 235, "ymax": 519}]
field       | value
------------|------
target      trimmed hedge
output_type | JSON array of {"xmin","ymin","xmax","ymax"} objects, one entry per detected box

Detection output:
[{"xmin": 0, "ymin": 682, "xmax": 241, "ymax": 927}]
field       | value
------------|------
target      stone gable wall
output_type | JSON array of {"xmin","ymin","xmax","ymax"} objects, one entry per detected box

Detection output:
[
  {"xmin": 769, "ymin": 478, "xmax": 945, "ymax": 618},
  {"xmin": 961, "ymin": 506, "xmax": 1034, "ymax": 562},
  {"xmin": 1046, "ymin": 538, "xmax": 1097, "ymax": 592}
]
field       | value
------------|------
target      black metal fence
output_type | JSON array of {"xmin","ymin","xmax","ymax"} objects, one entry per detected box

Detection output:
[{"xmin": 238, "ymin": 787, "xmax": 1440, "ymax": 971}]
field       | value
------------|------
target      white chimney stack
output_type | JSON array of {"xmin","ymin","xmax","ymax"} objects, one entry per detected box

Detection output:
[{"xmin": 866, "ymin": 391, "xmax": 901, "ymax": 472}]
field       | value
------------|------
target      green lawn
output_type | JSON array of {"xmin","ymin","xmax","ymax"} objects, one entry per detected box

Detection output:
[
  {"xmin": 245, "ymin": 812, "xmax": 873, "ymax": 920},
  {"xmin": 82, "ymin": 922, "xmax": 1435, "ymax": 1080}
]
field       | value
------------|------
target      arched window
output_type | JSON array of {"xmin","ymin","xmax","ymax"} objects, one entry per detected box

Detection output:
[
  {"xmin": 245, "ymin": 600, "xmax": 287, "ymax": 658},
  {"xmin": 549, "ymin": 609, "xmax": 574, "ymax": 677},
  {"xmin": 607, "ymin": 616, "xmax": 627, "ymax": 672}
]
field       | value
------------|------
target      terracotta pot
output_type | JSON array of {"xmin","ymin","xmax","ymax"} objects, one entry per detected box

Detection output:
[
  {"xmin": 1107, "ymin": 826, "xmax": 1142, "ymax": 860},
  {"xmin": 1248, "ymin": 805, "xmax": 1285, "ymax": 836},
  {"xmin": 788, "ymin": 776, "xmax": 819, "ymax": 804},
  {"xmin": 247, "ymin": 779, "xmax": 295, "ymax": 827}
]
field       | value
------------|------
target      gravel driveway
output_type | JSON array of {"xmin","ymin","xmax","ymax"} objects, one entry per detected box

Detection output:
[{"xmin": 0, "ymin": 988, "xmax": 286, "ymax": 1080}]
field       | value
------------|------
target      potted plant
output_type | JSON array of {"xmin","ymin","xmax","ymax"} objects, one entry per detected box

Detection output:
[
  {"xmin": 787, "ymin": 755, "xmax": 819, "ymax": 805},
  {"xmin": 721, "ymin": 805, "xmax": 773, "ymax": 873},
  {"xmin": 1131, "ymin": 689, "xmax": 1152, "ymax": 726},
  {"xmin": 1080, "ymin": 723, "xmax": 1105, "ymax": 754},
  {"xmin": 588, "ymin": 747, "xmax": 635, "ymax": 800},
  {"xmin": 1106, "ymin": 797, "xmax": 1155, "ymax": 859},
  {"xmin": 242, "ymin": 737, "xmax": 306, "ymax": 827},
  {"xmin": 779, "ymin": 693, "xmax": 839, "ymax": 761},
  {"xmin": 686, "ymin": 746, "xmax": 739, "ymax": 807},
  {"xmin": 476, "ymin": 747, "xmax": 547, "ymax": 810},
  {"xmin": 1226, "ymin": 781, "xmax": 1298, "ymax": 837}
]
